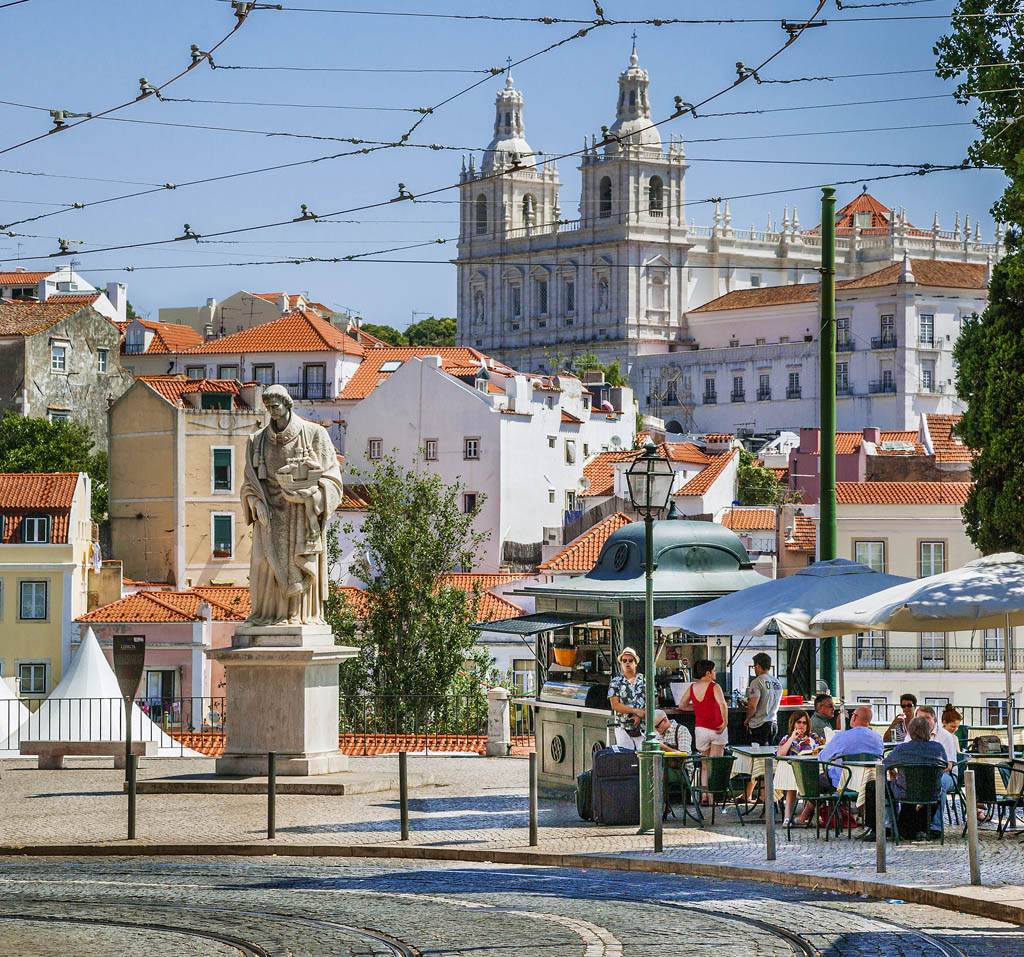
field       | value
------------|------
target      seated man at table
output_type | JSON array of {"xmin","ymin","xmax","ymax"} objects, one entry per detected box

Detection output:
[
  {"xmin": 654, "ymin": 709, "xmax": 692, "ymax": 754},
  {"xmin": 810, "ymin": 694, "xmax": 836, "ymax": 738},
  {"xmin": 916, "ymin": 704, "xmax": 958, "ymax": 835},
  {"xmin": 873, "ymin": 715, "xmax": 947, "ymax": 840},
  {"xmin": 817, "ymin": 705, "xmax": 884, "ymax": 789}
]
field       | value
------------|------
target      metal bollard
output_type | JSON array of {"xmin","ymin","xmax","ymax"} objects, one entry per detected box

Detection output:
[
  {"xmin": 529, "ymin": 750, "xmax": 538, "ymax": 847},
  {"xmin": 965, "ymin": 768, "xmax": 981, "ymax": 885},
  {"xmin": 653, "ymin": 751, "xmax": 664, "ymax": 853},
  {"xmin": 875, "ymin": 760, "xmax": 886, "ymax": 874},
  {"xmin": 399, "ymin": 751, "xmax": 409, "ymax": 841},
  {"xmin": 127, "ymin": 753, "xmax": 137, "ymax": 840},
  {"xmin": 267, "ymin": 751, "xmax": 276, "ymax": 840},
  {"xmin": 765, "ymin": 756, "xmax": 776, "ymax": 862}
]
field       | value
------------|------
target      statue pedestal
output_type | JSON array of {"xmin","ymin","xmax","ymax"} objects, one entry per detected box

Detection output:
[{"xmin": 206, "ymin": 624, "xmax": 358, "ymax": 776}]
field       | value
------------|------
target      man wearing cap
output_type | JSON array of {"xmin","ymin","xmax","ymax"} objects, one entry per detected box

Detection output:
[
  {"xmin": 654, "ymin": 709, "xmax": 692, "ymax": 753},
  {"xmin": 608, "ymin": 647, "xmax": 646, "ymax": 750}
]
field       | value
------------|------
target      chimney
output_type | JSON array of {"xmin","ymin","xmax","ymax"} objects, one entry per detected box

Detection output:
[
  {"xmin": 37, "ymin": 277, "xmax": 49, "ymax": 301},
  {"xmin": 799, "ymin": 427, "xmax": 820, "ymax": 453},
  {"xmin": 278, "ymin": 293, "xmax": 289, "ymax": 312},
  {"xmin": 106, "ymin": 281, "xmax": 127, "ymax": 322},
  {"xmin": 862, "ymin": 427, "xmax": 881, "ymax": 444}
]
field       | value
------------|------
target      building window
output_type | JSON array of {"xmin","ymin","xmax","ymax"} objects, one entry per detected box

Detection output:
[
  {"xmin": 836, "ymin": 361, "xmax": 849, "ymax": 394},
  {"xmin": 19, "ymin": 581, "xmax": 47, "ymax": 620},
  {"xmin": 854, "ymin": 211, "xmax": 873, "ymax": 229},
  {"xmin": 463, "ymin": 493, "xmax": 478, "ymax": 514},
  {"xmin": 837, "ymin": 317, "xmax": 850, "ymax": 347},
  {"xmin": 252, "ymin": 364, "xmax": 275, "ymax": 386},
  {"xmin": 919, "ymin": 313, "xmax": 934, "ymax": 346},
  {"xmin": 583, "ymin": 443, "xmax": 590, "ymax": 457},
  {"xmin": 536, "ymin": 278, "xmax": 548, "ymax": 315},
  {"xmin": 424, "ymin": 439, "xmax": 438, "ymax": 461},
  {"xmin": 565, "ymin": 279, "xmax": 575, "ymax": 314},
  {"xmin": 750, "ymin": 274, "xmax": 761, "ymax": 288},
  {"xmin": 51, "ymin": 343, "xmax": 67, "ymax": 372},
  {"xmin": 703, "ymin": 378, "xmax": 716, "ymax": 404},
  {"xmin": 921, "ymin": 367, "xmax": 934, "ymax": 391},
  {"xmin": 755, "ymin": 337, "xmax": 766, "ymax": 346},
  {"xmin": 303, "ymin": 364, "xmax": 327, "ymax": 400},
  {"xmin": 779, "ymin": 336, "xmax": 789, "ymax": 344},
  {"xmin": 217, "ymin": 364, "xmax": 239, "ymax": 380},
  {"xmin": 22, "ymin": 516, "xmax": 49, "ymax": 543},
  {"xmin": 984, "ymin": 628, "xmax": 1005, "ymax": 665},
  {"xmin": 565, "ymin": 490, "xmax": 577, "ymax": 512},
  {"xmin": 368, "ymin": 439, "xmax": 383, "ymax": 460},
  {"xmin": 97, "ymin": 348, "xmax": 108, "ymax": 373},
  {"xmin": 855, "ymin": 540, "xmax": 885, "ymax": 573},
  {"xmin": 212, "ymin": 448, "xmax": 232, "ymax": 492},
  {"xmin": 987, "ymin": 698, "xmax": 1008, "ymax": 724},
  {"xmin": 921, "ymin": 632, "xmax": 946, "ymax": 669},
  {"xmin": 919, "ymin": 541, "xmax": 945, "ymax": 577},
  {"xmin": 758, "ymin": 374, "xmax": 770, "ymax": 400},
  {"xmin": 212, "ymin": 514, "xmax": 233, "ymax": 559},
  {"xmin": 855, "ymin": 631, "xmax": 886, "ymax": 667},
  {"xmin": 599, "ymin": 176, "xmax": 612, "ymax": 218},
  {"xmin": 18, "ymin": 662, "xmax": 47, "ymax": 695},
  {"xmin": 596, "ymin": 277, "xmax": 609, "ymax": 311},
  {"xmin": 464, "ymin": 437, "xmax": 480, "ymax": 460},
  {"xmin": 880, "ymin": 314, "xmax": 895, "ymax": 345},
  {"xmin": 475, "ymin": 194, "xmax": 487, "ymax": 234},
  {"xmin": 511, "ymin": 285, "xmax": 522, "ymax": 318},
  {"xmin": 548, "ymin": 489, "xmax": 556, "ymax": 504},
  {"xmin": 564, "ymin": 440, "xmax": 576, "ymax": 465},
  {"xmin": 186, "ymin": 365, "xmax": 206, "ymax": 379},
  {"xmin": 648, "ymin": 176, "xmax": 664, "ymax": 215},
  {"xmin": 731, "ymin": 376, "xmax": 744, "ymax": 402},
  {"xmin": 882, "ymin": 368, "xmax": 894, "ymax": 391},
  {"xmin": 547, "ymin": 435, "xmax": 556, "ymax": 448},
  {"xmin": 125, "ymin": 327, "xmax": 144, "ymax": 354},
  {"xmin": 787, "ymin": 372, "xmax": 801, "ymax": 399},
  {"xmin": 47, "ymin": 408, "xmax": 70, "ymax": 423}
]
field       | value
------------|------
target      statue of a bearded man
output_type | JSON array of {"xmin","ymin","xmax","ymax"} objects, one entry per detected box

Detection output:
[{"xmin": 241, "ymin": 384, "xmax": 344, "ymax": 625}]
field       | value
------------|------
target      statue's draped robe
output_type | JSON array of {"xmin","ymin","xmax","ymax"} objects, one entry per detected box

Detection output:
[{"xmin": 241, "ymin": 414, "xmax": 344, "ymax": 625}]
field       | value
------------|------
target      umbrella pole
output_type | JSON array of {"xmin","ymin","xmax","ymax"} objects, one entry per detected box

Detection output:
[
  {"xmin": 836, "ymin": 634, "xmax": 846, "ymax": 720},
  {"xmin": 1006, "ymin": 612, "xmax": 1015, "ymax": 760}
]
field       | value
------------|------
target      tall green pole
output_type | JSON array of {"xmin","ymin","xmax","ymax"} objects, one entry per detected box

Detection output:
[
  {"xmin": 638, "ymin": 508, "xmax": 658, "ymax": 832},
  {"xmin": 819, "ymin": 186, "xmax": 838, "ymax": 695}
]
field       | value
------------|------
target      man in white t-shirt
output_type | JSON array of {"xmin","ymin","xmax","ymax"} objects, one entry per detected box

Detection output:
[{"xmin": 917, "ymin": 705, "xmax": 957, "ymax": 833}]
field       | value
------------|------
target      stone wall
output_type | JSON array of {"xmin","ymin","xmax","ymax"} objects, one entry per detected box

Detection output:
[{"xmin": 865, "ymin": 455, "xmax": 969, "ymax": 484}]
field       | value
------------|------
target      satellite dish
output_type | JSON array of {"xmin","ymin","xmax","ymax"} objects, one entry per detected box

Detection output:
[
  {"xmin": 611, "ymin": 435, "xmax": 622, "ymax": 447},
  {"xmin": 580, "ymin": 476, "xmax": 591, "ymax": 489}
]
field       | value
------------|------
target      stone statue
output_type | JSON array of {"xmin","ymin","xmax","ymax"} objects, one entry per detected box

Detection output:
[{"xmin": 241, "ymin": 385, "xmax": 344, "ymax": 625}]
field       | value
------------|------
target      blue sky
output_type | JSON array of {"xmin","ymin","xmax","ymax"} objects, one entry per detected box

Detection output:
[{"xmin": 0, "ymin": 0, "xmax": 1005, "ymax": 325}]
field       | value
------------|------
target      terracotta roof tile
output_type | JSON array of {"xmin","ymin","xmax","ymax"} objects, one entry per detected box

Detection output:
[
  {"xmin": 252, "ymin": 292, "xmax": 304, "ymax": 307},
  {"xmin": 351, "ymin": 326, "xmax": 391, "ymax": 348},
  {"xmin": 77, "ymin": 587, "xmax": 250, "ymax": 623},
  {"xmin": 339, "ymin": 347, "xmax": 513, "ymax": 400},
  {"xmin": 874, "ymin": 430, "xmax": 925, "ymax": 455},
  {"xmin": 836, "ymin": 481, "xmax": 972, "ymax": 505},
  {"xmin": 702, "ymin": 433, "xmax": 734, "ymax": 443},
  {"xmin": 675, "ymin": 449, "xmax": 739, "ymax": 497},
  {"xmin": 439, "ymin": 573, "xmax": 528, "ymax": 622},
  {"xmin": 440, "ymin": 573, "xmax": 528, "ymax": 590},
  {"xmin": 833, "ymin": 192, "xmax": 892, "ymax": 230},
  {"xmin": 786, "ymin": 514, "xmax": 816, "ymax": 551},
  {"xmin": 139, "ymin": 375, "xmax": 246, "ymax": 408},
  {"xmin": 839, "ymin": 259, "xmax": 986, "ymax": 291},
  {"xmin": 45, "ymin": 293, "xmax": 101, "ymax": 304},
  {"xmin": 690, "ymin": 282, "xmax": 820, "ymax": 314},
  {"xmin": 924, "ymin": 413, "xmax": 973, "ymax": 463},
  {"xmin": 0, "ymin": 271, "xmax": 52, "ymax": 284},
  {"xmin": 132, "ymin": 318, "xmax": 204, "ymax": 354},
  {"xmin": 185, "ymin": 308, "xmax": 363, "ymax": 357},
  {"xmin": 0, "ymin": 299, "xmax": 90, "ymax": 335},
  {"xmin": 538, "ymin": 512, "xmax": 632, "ymax": 573},
  {"xmin": 581, "ymin": 443, "xmax": 709, "ymax": 498},
  {"xmin": 340, "ymin": 484, "xmax": 372, "ymax": 510},
  {"xmin": 719, "ymin": 507, "xmax": 776, "ymax": 531},
  {"xmin": 475, "ymin": 589, "xmax": 525, "ymax": 622},
  {"xmin": 0, "ymin": 471, "xmax": 79, "ymax": 544},
  {"xmin": 561, "ymin": 409, "xmax": 583, "ymax": 424}
]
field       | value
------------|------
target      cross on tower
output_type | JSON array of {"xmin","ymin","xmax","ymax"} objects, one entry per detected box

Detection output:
[
  {"xmin": 506, "ymin": 56, "xmax": 512, "ymax": 74},
  {"xmin": 631, "ymin": 30, "xmax": 637, "ymax": 44}
]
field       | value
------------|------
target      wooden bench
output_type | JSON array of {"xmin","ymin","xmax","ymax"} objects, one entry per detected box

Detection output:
[{"xmin": 20, "ymin": 740, "xmax": 156, "ymax": 770}]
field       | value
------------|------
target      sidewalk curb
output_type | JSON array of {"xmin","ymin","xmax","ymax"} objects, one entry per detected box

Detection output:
[{"xmin": 0, "ymin": 841, "xmax": 1020, "ymax": 926}]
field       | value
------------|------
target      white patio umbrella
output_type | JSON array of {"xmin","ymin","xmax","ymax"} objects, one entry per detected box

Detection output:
[
  {"xmin": 812, "ymin": 552, "xmax": 1024, "ymax": 757},
  {"xmin": 654, "ymin": 558, "xmax": 911, "ymax": 704},
  {"xmin": 0, "ymin": 675, "xmax": 28, "ymax": 755}
]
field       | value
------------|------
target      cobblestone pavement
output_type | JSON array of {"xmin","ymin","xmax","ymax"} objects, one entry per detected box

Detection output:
[
  {"xmin": 2, "ymin": 755, "xmax": 1024, "ymax": 895},
  {"xmin": 3, "ymin": 855, "xmax": 1024, "ymax": 956}
]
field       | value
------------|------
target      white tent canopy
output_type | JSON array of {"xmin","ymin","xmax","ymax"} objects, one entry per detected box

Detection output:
[
  {"xmin": 0, "ymin": 674, "xmax": 28, "ymax": 748},
  {"xmin": 2, "ymin": 627, "xmax": 196, "ymax": 755}
]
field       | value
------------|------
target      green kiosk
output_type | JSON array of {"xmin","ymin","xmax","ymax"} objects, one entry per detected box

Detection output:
[{"xmin": 478, "ymin": 518, "xmax": 765, "ymax": 795}]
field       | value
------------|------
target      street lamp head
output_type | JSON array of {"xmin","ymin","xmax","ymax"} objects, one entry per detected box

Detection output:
[{"xmin": 626, "ymin": 442, "xmax": 675, "ymax": 515}]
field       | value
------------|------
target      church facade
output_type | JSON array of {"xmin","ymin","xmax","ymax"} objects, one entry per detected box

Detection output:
[{"xmin": 455, "ymin": 46, "xmax": 1001, "ymax": 432}]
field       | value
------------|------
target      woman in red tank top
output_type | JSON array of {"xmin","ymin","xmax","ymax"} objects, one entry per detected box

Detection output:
[{"xmin": 681, "ymin": 660, "xmax": 729, "ymax": 802}]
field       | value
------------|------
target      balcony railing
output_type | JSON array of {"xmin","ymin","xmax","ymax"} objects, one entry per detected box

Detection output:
[
  {"xmin": 843, "ymin": 647, "xmax": 1024, "ymax": 672},
  {"xmin": 730, "ymin": 390, "xmax": 746, "ymax": 403},
  {"xmin": 703, "ymin": 394, "xmax": 717, "ymax": 405},
  {"xmin": 921, "ymin": 382, "xmax": 945, "ymax": 394},
  {"xmin": 868, "ymin": 380, "xmax": 897, "ymax": 394},
  {"xmin": 919, "ymin": 335, "xmax": 937, "ymax": 348},
  {"xmin": 283, "ymin": 381, "xmax": 328, "ymax": 400},
  {"xmin": 786, "ymin": 386, "xmax": 802, "ymax": 399},
  {"xmin": 757, "ymin": 387, "xmax": 771, "ymax": 401},
  {"xmin": 836, "ymin": 383, "xmax": 854, "ymax": 396},
  {"xmin": 836, "ymin": 339, "xmax": 856, "ymax": 353},
  {"xmin": 870, "ymin": 334, "xmax": 898, "ymax": 349}
]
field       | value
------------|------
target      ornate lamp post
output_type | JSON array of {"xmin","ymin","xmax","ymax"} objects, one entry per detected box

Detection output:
[{"xmin": 625, "ymin": 441, "xmax": 676, "ymax": 832}]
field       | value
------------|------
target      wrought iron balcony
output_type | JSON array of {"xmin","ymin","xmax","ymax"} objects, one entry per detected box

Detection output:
[
  {"xmin": 730, "ymin": 390, "xmax": 746, "ymax": 403},
  {"xmin": 868, "ymin": 380, "xmax": 896, "ymax": 394},
  {"xmin": 702, "ymin": 394, "xmax": 717, "ymax": 405},
  {"xmin": 785, "ymin": 386, "xmax": 802, "ymax": 399},
  {"xmin": 870, "ymin": 334, "xmax": 898, "ymax": 349},
  {"xmin": 836, "ymin": 339, "xmax": 856, "ymax": 353},
  {"xmin": 283, "ymin": 381, "xmax": 328, "ymax": 400},
  {"xmin": 836, "ymin": 383, "xmax": 854, "ymax": 396},
  {"xmin": 757, "ymin": 388, "xmax": 771, "ymax": 401}
]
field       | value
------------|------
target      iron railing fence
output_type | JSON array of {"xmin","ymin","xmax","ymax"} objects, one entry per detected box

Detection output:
[
  {"xmin": 843, "ymin": 647, "xmax": 1024, "ymax": 672},
  {"xmin": 857, "ymin": 700, "xmax": 1024, "ymax": 731}
]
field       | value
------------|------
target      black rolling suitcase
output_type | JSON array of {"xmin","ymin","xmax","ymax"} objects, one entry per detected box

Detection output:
[
  {"xmin": 576, "ymin": 769, "xmax": 593, "ymax": 821},
  {"xmin": 591, "ymin": 747, "xmax": 640, "ymax": 826}
]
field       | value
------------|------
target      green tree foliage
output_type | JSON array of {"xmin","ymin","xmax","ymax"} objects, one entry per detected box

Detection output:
[
  {"xmin": 405, "ymin": 316, "xmax": 457, "ymax": 346},
  {"xmin": 125, "ymin": 300, "xmax": 139, "ymax": 320},
  {"xmin": 326, "ymin": 456, "xmax": 491, "ymax": 727},
  {"xmin": 0, "ymin": 413, "xmax": 108, "ymax": 522},
  {"xmin": 570, "ymin": 352, "xmax": 627, "ymax": 387},
  {"xmin": 736, "ymin": 448, "xmax": 784, "ymax": 506},
  {"xmin": 937, "ymin": 5, "xmax": 1024, "ymax": 551},
  {"xmin": 360, "ymin": 323, "xmax": 408, "ymax": 346}
]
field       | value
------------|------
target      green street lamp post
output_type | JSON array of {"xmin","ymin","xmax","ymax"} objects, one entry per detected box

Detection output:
[{"xmin": 625, "ymin": 441, "xmax": 676, "ymax": 832}]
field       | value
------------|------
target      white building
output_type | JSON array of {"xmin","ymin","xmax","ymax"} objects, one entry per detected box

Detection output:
[
  {"xmin": 0, "ymin": 266, "xmax": 128, "ymax": 325},
  {"xmin": 337, "ymin": 348, "xmax": 635, "ymax": 572},
  {"xmin": 454, "ymin": 46, "xmax": 1001, "ymax": 419},
  {"xmin": 159, "ymin": 290, "xmax": 345, "ymax": 336}
]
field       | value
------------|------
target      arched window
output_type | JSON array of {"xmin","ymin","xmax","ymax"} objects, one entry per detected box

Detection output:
[
  {"xmin": 504, "ymin": 111, "xmax": 511, "ymax": 128},
  {"xmin": 648, "ymin": 176, "xmax": 664, "ymax": 216},
  {"xmin": 599, "ymin": 176, "xmax": 612, "ymax": 219},
  {"xmin": 522, "ymin": 194, "xmax": 536, "ymax": 224},
  {"xmin": 629, "ymin": 90, "xmax": 637, "ymax": 108},
  {"xmin": 475, "ymin": 194, "xmax": 487, "ymax": 235}
]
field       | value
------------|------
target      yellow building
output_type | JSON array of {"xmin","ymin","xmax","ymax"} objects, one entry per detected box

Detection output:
[
  {"xmin": 108, "ymin": 376, "xmax": 265, "ymax": 588},
  {"xmin": 0, "ymin": 471, "xmax": 92, "ymax": 696}
]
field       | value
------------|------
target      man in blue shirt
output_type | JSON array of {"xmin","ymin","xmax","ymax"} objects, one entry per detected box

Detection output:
[{"xmin": 818, "ymin": 705, "xmax": 884, "ymax": 786}]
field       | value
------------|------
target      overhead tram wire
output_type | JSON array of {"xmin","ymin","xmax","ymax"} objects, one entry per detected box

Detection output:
[
  {"xmin": 0, "ymin": 4, "xmax": 255, "ymax": 159},
  {"xmin": 213, "ymin": 63, "xmax": 494, "ymax": 73}
]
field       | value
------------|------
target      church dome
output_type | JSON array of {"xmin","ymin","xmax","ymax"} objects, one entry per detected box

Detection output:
[
  {"xmin": 606, "ymin": 43, "xmax": 662, "ymax": 152},
  {"xmin": 481, "ymin": 73, "xmax": 535, "ymax": 173}
]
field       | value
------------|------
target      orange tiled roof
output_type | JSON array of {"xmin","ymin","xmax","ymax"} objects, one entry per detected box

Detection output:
[
  {"xmin": 0, "ymin": 270, "xmax": 52, "ymax": 285},
  {"xmin": 185, "ymin": 308, "xmax": 363, "ymax": 357},
  {"xmin": 690, "ymin": 282, "xmax": 820, "ymax": 314},
  {"xmin": 340, "ymin": 484, "xmax": 372, "ymax": 510},
  {"xmin": 561, "ymin": 409, "xmax": 583, "ymax": 424},
  {"xmin": 720, "ymin": 507, "xmax": 776, "ymax": 531},
  {"xmin": 833, "ymin": 192, "xmax": 892, "ymax": 230},
  {"xmin": 767, "ymin": 466, "xmax": 788, "ymax": 482},
  {"xmin": 675, "ymin": 449, "xmax": 739, "ymax": 497},
  {"xmin": 78, "ymin": 587, "xmax": 250, "ymax": 623},
  {"xmin": 923, "ymin": 413, "xmax": 973, "ymax": 463},
  {"xmin": 807, "ymin": 431, "xmax": 922, "ymax": 456},
  {"xmin": 440, "ymin": 573, "xmax": 528, "ymax": 590},
  {"xmin": 0, "ymin": 471, "xmax": 79, "ymax": 544},
  {"xmin": 350, "ymin": 325, "xmax": 391, "ymax": 348},
  {"xmin": 439, "ymin": 573, "xmax": 528, "ymax": 622},
  {"xmin": 0, "ymin": 299, "xmax": 91, "ymax": 335},
  {"xmin": 874, "ymin": 430, "xmax": 925, "ymax": 455},
  {"xmin": 538, "ymin": 512, "xmax": 632, "ymax": 573},
  {"xmin": 475, "ymin": 589, "xmax": 525, "ymax": 622},
  {"xmin": 786, "ymin": 514, "xmax": 816, "ymax": 551},
  {"xmin": 702, "ymin": 433, "xmax": 734, "ymax": 443},
  {"xmin": 840, "ymin": 259, "xmax": 986, "ymax": 291},
  {"xmin": 339, "ymin": 347, "xmax": 513, "ymax": 400},
  {"xmin": 131, "ymin": 318, "xmax": 204, "ymax": 354},
  {"xmin": 139, "ymin": 375, "xmax": 247, "ymax": 408},
  {"xmin": 581, "ymin": 443, "xmax": 709, "ymax": 498},
  {"xmin": 45, "ymin": 293, "xmax": 101, "ymax": 304},
  {"xmin": 836, "ymin": 481, "xmax": 972, "ymax": 505}
]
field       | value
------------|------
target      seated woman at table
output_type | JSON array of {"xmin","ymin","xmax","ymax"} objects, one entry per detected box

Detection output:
[{"xmin": 775, "ymin": 709, "xmax": 822, "ymax": 826}]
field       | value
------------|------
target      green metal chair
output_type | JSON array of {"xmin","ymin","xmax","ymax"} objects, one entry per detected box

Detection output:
[
  {"xmin": 963, "ymin": 760, "xmax": 1024, "ymax": 838},
  {"xmin": 884, "ymin": 761, "xmax": 946, "ymax": 845},
  {"xmin": 785, "ymin": 758, "xmax": 855, "ymax": 842},
  {"xmin": 686, "ymin": 755, "xmax": 745, "ymax": 826}
]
